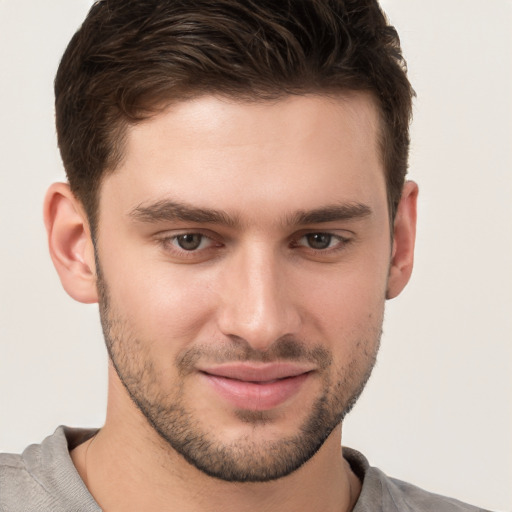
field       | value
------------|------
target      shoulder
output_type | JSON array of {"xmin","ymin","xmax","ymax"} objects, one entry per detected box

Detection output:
[
  {"xmin": 0, "ymin": 442, "xmax": 47, "ymax": 510},
  {"xmin": 0, "ymin": 427, "xmax": 100, "ymax": 512},
  {"xmin": 343, "ymin": 447, "xmax": 492, "ymax": 512},
  {"xmin": 375, "ymin": 468, "xmax": 490, "ymax": 512}
]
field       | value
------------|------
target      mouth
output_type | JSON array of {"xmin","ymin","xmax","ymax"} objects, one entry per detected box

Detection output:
[{"xmin": 198, "ymin": 363, "xmax": 315, "ymax": 411}]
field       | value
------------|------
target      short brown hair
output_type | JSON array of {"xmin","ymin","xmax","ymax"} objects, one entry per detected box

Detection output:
[{"xmin": 55, "ymin": 0, "xmax": 413, "ymax": 233}]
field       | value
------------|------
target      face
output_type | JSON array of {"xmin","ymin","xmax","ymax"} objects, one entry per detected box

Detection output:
[{"xmin": 95, "ymin": 93, "xmax": 392, "ymax": 482}]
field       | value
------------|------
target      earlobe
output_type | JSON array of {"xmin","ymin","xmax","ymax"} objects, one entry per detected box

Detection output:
[
  {"xmin": 43, "ymin": 182, "xmax": 99, "ymax": 304},
  {"xmin": 386, "ymin": 181, "xmax": 418, "ymax": 300}
]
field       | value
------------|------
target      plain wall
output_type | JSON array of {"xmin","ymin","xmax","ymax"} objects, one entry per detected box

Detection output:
[{"xmin": 0, "ymin": 1, "xmax": 510, "ymax": 510}]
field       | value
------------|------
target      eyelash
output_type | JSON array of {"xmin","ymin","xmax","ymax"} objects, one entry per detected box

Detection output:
[
  {"xmin": 156, "ymin": 231, "xmax": 352, "ymax": 259},
  {"xmin": 157, "ymin": 231, "xmax": 222, "ymax": 258},
  {"xmin": 291, "ymin": 232, "xmax": 351, "ymax": 252}
]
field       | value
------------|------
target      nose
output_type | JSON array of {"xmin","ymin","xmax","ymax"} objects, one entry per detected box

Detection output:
[{"xmin": 216, "ymin": 243, "xmax": 301, "ymax": 352}]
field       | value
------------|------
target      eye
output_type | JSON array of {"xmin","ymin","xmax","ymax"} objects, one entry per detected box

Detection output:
[
  {"xmin": 155, "ymin": 227, "xmax": 227, "ymax": 262},
  {"xmin": 297, "ymin": 233, "xmax": 342, "ymax": 250},
  {"xmin": 156, "ymin": 230, "xmax": 224, "ymax": 262},
  {"xmin": 303, "ymin": 233, "xmax": 333, "ymax": 250},
  {"xmin": 171, "ymin": 233, "xmax": 211, "ymax": 251}
]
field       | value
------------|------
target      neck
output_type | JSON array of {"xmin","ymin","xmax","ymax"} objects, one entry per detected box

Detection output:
[{"xmin": 71, "ymin": 377, "xmax": 361, "ymax": 512}]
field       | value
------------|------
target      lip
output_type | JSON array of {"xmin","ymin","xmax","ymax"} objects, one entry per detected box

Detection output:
[{"xmin": 198, "ymin": 363, "xmax": 315, "ymax": 411}]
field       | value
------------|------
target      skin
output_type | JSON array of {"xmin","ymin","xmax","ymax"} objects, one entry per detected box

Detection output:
[{"xmin": 44, "ymin": 93, "xmax": 417, "ymax": 512}]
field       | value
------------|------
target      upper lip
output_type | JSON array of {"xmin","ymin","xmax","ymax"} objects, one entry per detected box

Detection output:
[{"xmin": 198, "ymin": 362, "xmax": 315, "ymax": 382}]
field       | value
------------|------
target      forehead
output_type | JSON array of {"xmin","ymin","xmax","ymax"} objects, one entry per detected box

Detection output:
[{"xmin": 100, "ymin": 93, "xmax": 386, "ymax": 224}]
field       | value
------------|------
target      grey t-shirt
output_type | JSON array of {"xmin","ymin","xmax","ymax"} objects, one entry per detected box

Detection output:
[{"xmin": 0, "ymin": 426, "xmax": 490, "ymax": 512}]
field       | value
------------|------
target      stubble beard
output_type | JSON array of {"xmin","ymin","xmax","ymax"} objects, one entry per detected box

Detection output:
[{"xmin": 97, "ymin": 270, "xmax": 381, "ymax": 483}]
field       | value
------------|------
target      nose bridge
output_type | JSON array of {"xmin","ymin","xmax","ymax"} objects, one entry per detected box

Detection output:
[{"xmin": 217, "ymin": 241, "xmax": 300, "ymax": 350}]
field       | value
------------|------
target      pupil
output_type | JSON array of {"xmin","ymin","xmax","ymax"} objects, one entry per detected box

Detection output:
[
  {"xmin": 307, "ymin": 233, "xmax": 331, "ymax": 249},
  {"xmin": 178, "ymin": 234, "xmax": 201, "ymax": 250}
]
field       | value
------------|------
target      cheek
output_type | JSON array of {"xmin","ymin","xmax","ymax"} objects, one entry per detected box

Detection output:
[
  {"xmin": 100, "ymin": 252, "xmax": 219, "ymax": 350},
  {"xmin": 296, "ymin": 258, "xmax": 388, "ymax": 353},
  {"xmin": 312, "ymin": 280, "xmax": 384, "ymax": 391}
]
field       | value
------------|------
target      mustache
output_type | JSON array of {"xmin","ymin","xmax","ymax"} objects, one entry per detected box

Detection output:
[{"xmin": 176, "ymin": 336, "xmax": 332, "ymax": 375}]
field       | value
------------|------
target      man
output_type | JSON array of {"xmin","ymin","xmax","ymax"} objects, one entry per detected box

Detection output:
[{"xmin": 0, "ymin": 1, "xmax": 492, "ymax": 511}]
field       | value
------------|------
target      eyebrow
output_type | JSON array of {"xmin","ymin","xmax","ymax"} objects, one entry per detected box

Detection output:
[
  {"xmin": 129, "ymin": 199, "xmax": 371, "ymax": 227},
  {"xmin": 287, "ymin": 203, "xmax": 372, "ymax": 225},
  {"xmin": 129, "ymin": 199, "xmax": 239, "ymax": 227}
]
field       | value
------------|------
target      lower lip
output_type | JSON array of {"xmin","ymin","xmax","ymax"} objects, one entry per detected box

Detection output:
[{"xmin": 202, "ymin": 372, "xmax": 311, "ymax": 411}]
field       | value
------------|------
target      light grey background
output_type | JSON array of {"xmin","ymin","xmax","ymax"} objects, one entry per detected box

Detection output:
[{"xmin": 0, "ymin": 1, "xmax": 510, "ymax": 510}]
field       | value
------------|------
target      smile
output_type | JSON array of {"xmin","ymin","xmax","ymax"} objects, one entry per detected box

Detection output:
[{"xmin": 199, "ymin": 363, "xmax": 315, "ymax": 411}]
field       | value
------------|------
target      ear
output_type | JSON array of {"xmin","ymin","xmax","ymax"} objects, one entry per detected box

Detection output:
[
  {"xmin": 43, "ymin": 182, "xmax": 98, "ymax": 304},
  {"xmin": 386, "ymin": 180, "xmax": 418, "ymax": 300}
]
